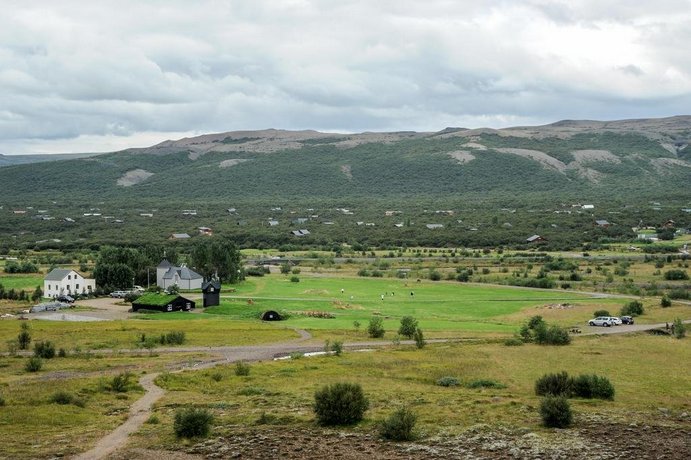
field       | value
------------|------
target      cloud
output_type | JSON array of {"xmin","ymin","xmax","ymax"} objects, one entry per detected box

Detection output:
[{"xmin": 0, "ymin": 0, "xmax": 690, "ymax": 154}]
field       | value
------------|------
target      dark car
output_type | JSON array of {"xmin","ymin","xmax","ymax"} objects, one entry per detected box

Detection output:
[
  {"xmin": 621, "ymin": 316, "xmax": 634, "ymax": 325},
  {"xmin": 56, "ymin": 295, "xmax": 74, "ymax": 303}
]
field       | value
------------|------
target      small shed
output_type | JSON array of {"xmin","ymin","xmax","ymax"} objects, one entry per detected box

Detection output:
[
  {"xmin": 132, "ymin": 293, "xmax": 195, "ymax": 312},
  {"xmin": 202, "ymin": 279, "xmax": 221, "ymax": 308},
  {"xmin": 261, "ymin": 310, "xmax": 282, "ymax": 321}
]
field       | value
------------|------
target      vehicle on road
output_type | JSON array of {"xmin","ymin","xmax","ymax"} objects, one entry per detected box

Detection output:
[
  {"xmin": 610, "ymin": 316, "xmax": 623, "ymax": 325},
  {"xmin": 110, "ymin": 291, "xmax": 128, "ymax": 298},
  {"xmin": 621, "ymin": 316, "xmax": 634, "ymax": 325},
  {"xmin": 55, "ymin": 295, "xmax": 74, "ymax": 303},
  {"xmin": 588, "ymin": 316, "xmax": 615, "ymax": 327}
]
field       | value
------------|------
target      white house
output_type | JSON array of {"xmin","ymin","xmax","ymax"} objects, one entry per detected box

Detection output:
[
  {"xmin": 44, "ymin": 269, "xmax": 95, "ymax": 298},
  {"xmin": 156, "ymin": 259, "xmax": 203, "ymax": 290}
]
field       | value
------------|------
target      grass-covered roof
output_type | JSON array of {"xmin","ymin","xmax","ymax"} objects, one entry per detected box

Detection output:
[{"xmin": 133, "ymin": 293, "xmax": 180, "ymax": 307}]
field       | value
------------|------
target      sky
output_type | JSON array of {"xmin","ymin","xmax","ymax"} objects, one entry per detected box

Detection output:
[{"xmin": 1, "ymin": 0, "xmax": 690, "ymax": 154}]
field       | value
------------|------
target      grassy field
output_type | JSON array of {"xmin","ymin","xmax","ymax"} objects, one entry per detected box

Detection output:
[
  {"xmin": 202, "ymin": 276, "xmax": 628, "ymax": 334},
  {"xmin": 0, "ymin": 273, "xmax": 43, "ymax": 291},
  {"xmin": 118, "ymin": 332, "xmax": 691, "ymax": 452},
  {"xmin": 0, "ymin": 318, "xmax": 300, "ymax": 351}
]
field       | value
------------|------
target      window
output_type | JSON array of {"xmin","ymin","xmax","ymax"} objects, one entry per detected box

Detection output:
[
  {"xmin": 68, "ymin": 275, "xmax": 71, "ymax": 280},
  {"xmin": 76, "ymin": 284, "xmax": 80, "ymax": 290}
]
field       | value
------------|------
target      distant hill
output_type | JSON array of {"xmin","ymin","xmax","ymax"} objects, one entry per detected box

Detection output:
[
  {"xmin": 0, "ymin": 116, "xmax": 689, "ymax": 249},
  {"xmin": 0, "ymin": 152, "xmax": 103, "ymax": 167}
]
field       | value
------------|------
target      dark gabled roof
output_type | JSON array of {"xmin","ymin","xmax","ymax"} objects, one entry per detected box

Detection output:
[
  {"xmin": 202, "ymin": 279, "xmax": 221, "ymax": 291},
  {"xmin": 44, "ymin": 268, "xmax": 74, "ymax": 281},
  {"xmin": 157, "ymin": 259, "xmax": 172, "ymax": 269}
]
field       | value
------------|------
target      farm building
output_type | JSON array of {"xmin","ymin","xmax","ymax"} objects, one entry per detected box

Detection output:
[
  {"xmin": 156, "ymin": 259, "xmax": 203, "ymax": 290},
  {"xmin": 43, "ymin": 268, "xmax": 95, "ymax": 298},
  {"xmin": 202, "ymin": 278, "xmax": 221, "ymax": 307},
  {"xmin": 526, "ymin": 235, "xmax": 546, "ymax": 243},
  {"xmin": 131, "ymin": 293, "xmax": 195, "ymax": 312}
]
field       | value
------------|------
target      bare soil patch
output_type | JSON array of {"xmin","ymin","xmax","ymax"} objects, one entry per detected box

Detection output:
[
  {"xmin": 117, "ymin": 169, "xmax": 154, "ymax": 187},
  {"xmin": 447, "ymin": 150, "xmax": 475, "ymax": 164}
]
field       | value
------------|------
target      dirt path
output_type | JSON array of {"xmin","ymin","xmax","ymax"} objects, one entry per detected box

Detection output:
[{"xmin": 72, "ymin": 329, "xmax": 314, "ymax": 460}]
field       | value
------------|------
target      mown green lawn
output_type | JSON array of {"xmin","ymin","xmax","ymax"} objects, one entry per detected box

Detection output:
[
  {"xmin": 202, "ymin": 275, "xmax": 624, "ymax": 333},
  {"xmin": 0, "ymin": 273, "xmax": 43, "ymax": 292}
]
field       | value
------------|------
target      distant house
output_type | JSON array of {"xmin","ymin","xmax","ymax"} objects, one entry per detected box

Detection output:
[
  {"xmin": 227, "ymin": 208, "xmax": 237, "ymax": 214},
  {"xmin": 169, "ymin": 233, "xmax": 191, "ymax": 240},
  {"xmin": 291, "ymin": 229, "xmax": 311, "ymax": 237},
  {"xmin": 132, "ymin": 293, "xmax": 195, "ymax": 312},
  {"xmin": 595, "ymin": 220, "xmax": 611, "ymax": 228},
  {"xmin": 268, "ymin": 220, "xmax": 279, "ymax": 226},
  {"xmin": 198, "ymin": 227, "xmax": 213, "ymax": 236},
  {"xmin": 156, "ymin": 259, "xmax": 203, "ymax": 290},
  {"xmin": 43, "ymin": 268, "xmax": 95, "ymax": 298},
  {"xmin": 582, "ymin": 204, "xmax": 595, "ymax": 210},
  {"xmin": 140, "ymin": 213, "xmax": 153, "ymax": 217},
  {"xmin": 663, "ymin": 220, "xmax": 676, "ymax": 228},
  {"xmin": 526, "ymin": 235, "xmax": 546, "ymax": 243},
  {"xmin": 181, "ymin": 209, "xmax": 197, "ymax": 216},
  {"xmin": 426, "ymin": 224, "xmax": 444, "ymax": 229}
]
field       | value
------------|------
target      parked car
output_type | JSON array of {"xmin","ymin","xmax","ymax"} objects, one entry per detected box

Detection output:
[
  {"xmin": 609, "ymin": 316, "xmax": 623, "ymax": 325},
  {"xmin": 55, "ymin": 295, "xmax": 74, "ymax": 303},
  {"xmin": 132, "ymin": 285, "xmax": 145, "ymax": 293},
  {"xmin": 621, "ymin": 316, "xmax": 634, "ymax": 325},
  {"xmin": 588, "ymin": 316, "xmax": 614, "ymax": 327},
  {"xmin": 110, "ymin": 290, "xmax": 128, "ymax": 298}
]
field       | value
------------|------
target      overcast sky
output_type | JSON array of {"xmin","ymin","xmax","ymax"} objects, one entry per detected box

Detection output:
[{"xmin": 1, "ymin": 0, "xmax": 690, "ymax": 154}]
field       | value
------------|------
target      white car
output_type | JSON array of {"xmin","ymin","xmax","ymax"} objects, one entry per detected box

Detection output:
[
  {"xmin": 588, "ymin": 316, "xmax": 614, "ymax": 327},
  {"xmin": 609, "ymin": 316, "xmax": 623, "ymax": 325}
]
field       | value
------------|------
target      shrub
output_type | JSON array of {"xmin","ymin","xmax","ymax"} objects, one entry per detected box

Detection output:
[
  {"xmin": 620, "ymin": 301, "xmax": 644, "ymax": 317},
  {"xmin": 429, "ymin": 271, "xmax": 442, "ymax": 281},
  {"xmin": 503, "ymin": 337, "xmax": 524, "ymax": 346},
  {"xmin": 572, "ymin": 374, "xmax": 615, "ymax": 400},
  {"xmin": 331, "ymin": 340, "xmax": 343, "ymax": 356},
  {"xmin": 664, "ymin": 269, "xmax": 689, "ymax": 280},
  {"xmin": 544, "ymin": 325, "xmax": 571, "ymax": 346},
  {"xmin": 146, "ymin": 414, "xmax": 160, "ymax": 424},
  {"xmin": 174, "ymin": 407, "xmax": 214, "ymax": 438},
  {"xmin": 668, "ymin": 288, "xmax": 689, "ymax": 300},
  {"xmin": 436, "ymin": 376, "xmax": 460, "ymax": 387},
  {"xmin": 109, "ymin": 372, "xmax": 134, "ymax": 392},
  {"xmin": 593, "ymin": 309, "xmax": 610, "ymax": 317},
  {"xmin": 34, "ymin": 341, "xmax": 56, "ymax": 359},
  {"xmin": 50, "ymin": 391, "xmax": 75, "ymax": 405},
  {"xmin": 313, "ymin": 382, "xmax": 369, "ymax": 426},
  {"xmin": 0, "ymin": 394, "xmax": 5, "ymax": 406},
  {"xmin": 413, "ymin": 328, "xmax": 426, "ymax": 349},
  {"xmin": 672, "ymin": 318, "xmax": 686, "ymax": 339},
  {"xmin": 540, "ymin": 396, "xmax": 572, "ymax": 428},
  {"xmin": 466, "ymin": 379, "xmax": 506, "ymax": 389},
  {"xmin": 398, "ymin": 316, "xmax": 418, "ymax": 339},
  {"xmin": 58, "ymin": 348, "xmax": 67, "ymax": 358},
  {"xmin": 290, "ymin": 276, "xmax": 300, "ymax": 283},
  {"xmin": 235, "ymin": 361, "xmax": 251, "ymax": 376},
  {"xmin": 160, "ymin": 331, "xmax": 186, "ymax": 345},
  {"xmin": 535, "ymin": 371, "xmax": 573, "ymax": 397},
  {"xmin": 25, "ymin": 357, "xmax": 43, "ymax": 372},
  {"xmin": 17, "ymin": 323, "xmax": 31, "ymax": 350},
  {"xmin": 660, "ymin": 296, "xmax": 672, "ymax": 308},
  {"xmin": 367, "ymin": 316, "xmax": 385, "ymax": 338},
  {"xmin": 379, "ymin": 406, "xmax": 417, "ymax": 441}
]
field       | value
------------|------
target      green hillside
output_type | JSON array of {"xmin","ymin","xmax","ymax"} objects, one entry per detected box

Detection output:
[{"xmin": 1, "ymin": 119, "xmax": 689, "ymax": 249}]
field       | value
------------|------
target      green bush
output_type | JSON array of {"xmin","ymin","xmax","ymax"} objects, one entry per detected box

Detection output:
[
  {"xmin": 174, "ymin": 407, "xmax": 214, "ymax": 438},
  {"xmin": 398, "ymin": 316, "xmax": 418, "ymax": 339},
  {"xmin": 436, "ymin": 376, "xmax": 460, "ymax": 387},
  {"xmin": 413, "ymin": 328, "xmax": 426, "ymax": 349},
  {"xmin": 539, "ymin": 396, "xmax": 573, "ymax": 428},
  {"xmin": 673, "ymin": 318, "xmax": 686, "ymax": 339},
  {"xmin": 466, "ymin": 379, "xmax": 506, "ymax": 389},
  {"xmin": 17, "ymin": 323, "xmax": 31, "ymax": 350},
  {"xmin": 620, "ymin": 301, "xmax": 644, "ymax": 317},
  {"xmin": 160, "ymin": 331, "xmax": 186, "ymax": 345},
  {"xmin": 34, "ymin": 341, "xmax": 56, "ymax": 359},
  {"xmin": 49, "ymin": 391, "xmax": 74, "ymax": 405},
  {"xmin": 313, "ymin": 382, "xmax": 369, "ymax": 426},
  {"xmin": 660, "ymin": 296, "xmax": 672, "ymax": 308},
  {"xmin": 544, "ymin": 325, "xmax": 571, "ymax": 345},
  {"xmin": 503, "ymin": 337, "xmax": 524, "ymax": 346},
  {"xmin": 367, "ymin": 316, "xmax": 385, "ymax": 338},
  {"xmin": 109, "ymin": 372, "xmax": 134, "ymax": 392},
  {"xmin": 593, "ymin": 309, "xmax": 610, "ymax": 317},
  {"xmin": 235, "ymin": 361, "xmax": 251, "ymax": 376},
  {"xmin": 572, "ymin": 374, "xmax": 615, "ymax": 400},
  {"xmin": 664, "ymin": 269, "xmax": 689, "ymax": 280},
  {"xmin": 25, "ymin": 357, "xmax": 43, "ymax": 372},
  {"xmin": 58, "ymin": 348, "xmax": 68, "ymax": 358},
  {"xmin": 379, "ymin": 406, "xmax": 417, "ymax": 441},
  {"xmin": 290, "ymin": 276, "xmax": 300, "ymax": 283},
  {"xmin": 146, "ymin": 414, "xmax": 160, "ymax": 424},
  {"xmin": 331, "ymin": 340, "xmax": 343, "ymax": 356},
  {"xmin": 535, "ymin": 371, "xmax": 573, "ymax": 396},
  {"xmin": 0, "ymin": 394, "xmax": 5, "ymax": 406}
]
